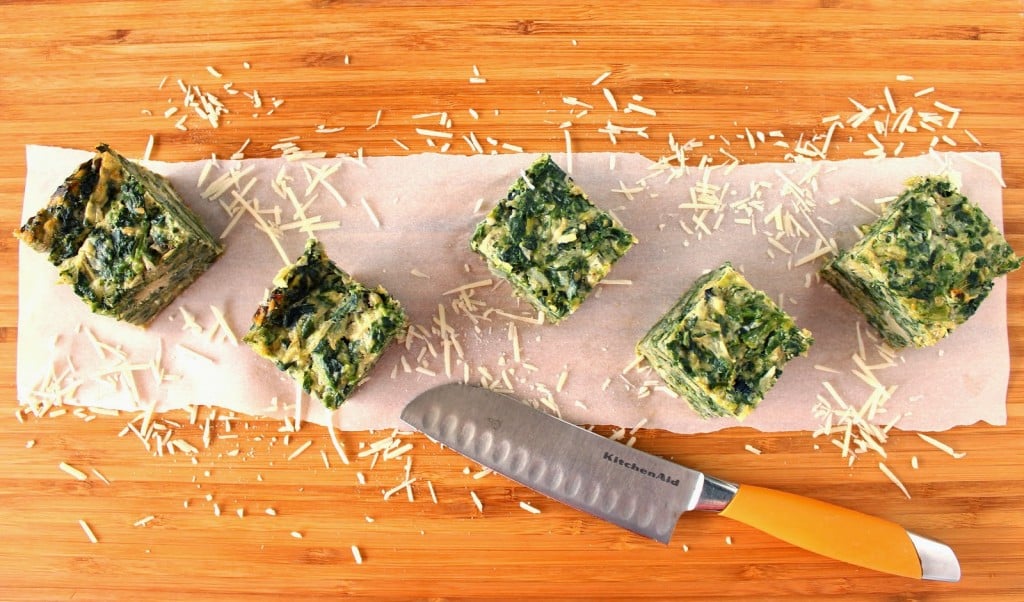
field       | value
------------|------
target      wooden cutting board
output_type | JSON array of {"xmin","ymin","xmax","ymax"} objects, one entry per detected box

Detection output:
[{"xmin": 2, "ymin": 1, "xmax": 1022, "ymax": 599}]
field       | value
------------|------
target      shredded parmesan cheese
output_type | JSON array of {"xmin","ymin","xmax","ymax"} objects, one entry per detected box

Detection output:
[
  {"xmin": 79, "ymin": 519, "xmax": 99, "ymax": 544},
  {"xmin": 327, "ymin": 413, "xmax": 352, "ymax": 464},
  {"xmin": 519, "ymin": 501, "xmax": 541, "ymax": 514},
  {"xmin": 415, "ymin": 127, "xmax": 454, "ymax": 139},
  {"xmin": 360, "ymin": 197, "xmax": 382, "ymax": 229},
  {"xmin": 564, "ymin": 129, "xmax": 573, "ymax": 174},
  {"xmin": 287, "ymin": 440, "xmax": 313, "ymax": 461},
  {"xmin": 59, "ymin": 462, "xmax": 88, "ymax": 481},
  {"xmin": 602, "ymin": 88, "xmax": 618, "ymax": 112},
  {"xmin": 917, "ymin": 433, "xmax": 967, "ymax": 459},
  {"xmin": 209, "ymin": 305, "xmax": 238, "ymax": 346},
  {"xmin": 878, "ymin": 462, "xmax": 911, "ymax": 499},
  {"xmin": 133, "ymin": 515, "xmax": 155, "ymax": 527},
  {"xmin": 383, "ymin": 478, "xmax": 417, "ymax": 500},
  {"xmin": 143, "ymin": 135, "xmax": 155, "ymax": 162}
]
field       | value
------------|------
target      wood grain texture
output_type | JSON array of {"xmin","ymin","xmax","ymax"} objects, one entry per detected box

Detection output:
[{"xmin": 2, "ymin": 1, "xmax": 1023, "ymax": 599}]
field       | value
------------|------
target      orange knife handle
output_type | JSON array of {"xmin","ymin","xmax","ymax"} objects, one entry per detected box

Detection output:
[{"xmin": 719, "ymin": 484, "xmax": 929, "ymax": 579}]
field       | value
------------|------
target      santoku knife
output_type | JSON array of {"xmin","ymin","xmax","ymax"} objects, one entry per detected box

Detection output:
[{"xmin": 400, "ymin": 383, "xmax": 960, "ymax": 582}]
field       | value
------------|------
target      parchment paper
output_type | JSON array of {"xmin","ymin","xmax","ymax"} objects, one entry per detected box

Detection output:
[{"xmin": 17, "ymin": 145, "xmax": 1012, "ymax": 433}]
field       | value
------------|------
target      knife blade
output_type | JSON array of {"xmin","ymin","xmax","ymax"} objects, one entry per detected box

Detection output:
[{"xmin": 401, "ymin": 383, "xmax": 961, "ymax": 582}]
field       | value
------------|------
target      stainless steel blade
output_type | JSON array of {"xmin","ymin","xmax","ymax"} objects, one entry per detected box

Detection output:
[{"xmin": 401, "ymin": 383, "xmax": 706, "ymax": 543}]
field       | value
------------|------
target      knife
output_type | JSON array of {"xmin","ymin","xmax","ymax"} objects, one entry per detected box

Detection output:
[{"xmin": 400, "ymin": 383, "xmax": 961, "ymax": 582}]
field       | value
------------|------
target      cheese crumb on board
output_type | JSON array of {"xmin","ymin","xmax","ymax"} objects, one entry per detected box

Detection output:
[
  {"xmin": 602, "ymin": 88, "xmax": 618, "ymax": 112},
  {"xmin": 59, "ymin": 462, "xmax": 89, "ymax": 481},
  {"xmin": 564, "ymin": 129, "xmax": 573, "ymax": 174},
  {"xmin": 143, "ymin": 134, "xmax": 155, "ymax": 162},
  {"xmin": 917, "ymin": 433, "xmax": 967, "ymax": 459},
  {"xmin": 91, "ymin": 469, "xmax": 111, "ymax": 485},
  {"xmin": 591, "ymin": 71, "xmax": 612, "ymax": 86},
  {"xmin": 287, "ymin": 440, "xmax": 313, "ymax": 461},
  {"xmin": 79, "ymin": 519, "xmax": 99, "ymax": 544},
  {"xmin": 878, "ymin": 462, "xmax": 911, "ymax": 499},
  {"xmin": 383, "ymin": 478, "xmax": 416, "ymax": 500},
  {"xmin": 519, "ymin": 501, "xmax": 541, "ymax": 514},
  {"xmin": 327, "ymin": 418, "xmax": 351, "ymax": 465}
]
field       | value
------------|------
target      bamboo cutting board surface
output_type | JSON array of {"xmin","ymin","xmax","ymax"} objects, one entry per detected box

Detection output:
[{"xmin": 2, "ymin": 1, "xmax": 1023, "ymax": 599}]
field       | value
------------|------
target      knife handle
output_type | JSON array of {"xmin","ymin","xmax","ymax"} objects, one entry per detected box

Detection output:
[{"xmin": 718, "ymin": 484, "xmax": 959, "ymax": 581}]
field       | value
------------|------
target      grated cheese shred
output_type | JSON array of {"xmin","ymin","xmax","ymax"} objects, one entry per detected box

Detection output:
[
  {"xmin": 519, "ymin": 501, "xmax": 541, "ymax": 514},
  {"xmin": 878, "ymin": 462, "xmax": 911, "ymax": 499},
  {"xmin": 917, "ymin": 433, "xmax": 967, "ymax": 459},
  {"xmin": 79, "ymin": 519, "xmax": 99, "ymax": 544},
  {"xmin": 59, "ymin": 462, "xmax": 89, "ymax": 481}
]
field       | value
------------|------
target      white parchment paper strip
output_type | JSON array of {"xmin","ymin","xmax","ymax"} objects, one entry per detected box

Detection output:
[{"xmin": 17, "ymin": 146, "xmax": 1011, "ymax": 433}]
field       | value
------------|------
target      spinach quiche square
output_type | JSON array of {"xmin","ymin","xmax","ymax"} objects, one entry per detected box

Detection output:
[
  {"xmin": 16, "ymin": 144, "xmax": 223, "ymax": 326},
  {"xmin": 243, "ymin": 239, "xmax": 408, "ymax": 409},
  {"xmin": 820, "ymin": 176, "xmax": 1021, "ymax": 349},
  {"xmin": 470, "ymin": 154, "xmax": 637, "ymax": 323},
  {"xmin": 637, "ymin": 262, "xmax": 813, "ymax": 421}
]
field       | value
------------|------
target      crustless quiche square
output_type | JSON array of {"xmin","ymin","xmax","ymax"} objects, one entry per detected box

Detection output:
[
  {"xmin": 243, "ymin": 239, "xmax": 408, "ymax": 409},
  {"xmin": 16, "ymin": 144, "xmax": 223, "ymax": 325},
  {"xmin": 470, "ymin": 154, "xmax": 637, "ymax": 323},
  {"xmin": 637, "ymin": 262, "xmax": 813, "ymax": 421},
  {"xmin": 820, "ymin": 176, "xmax": 1021, "ymax": 348}
]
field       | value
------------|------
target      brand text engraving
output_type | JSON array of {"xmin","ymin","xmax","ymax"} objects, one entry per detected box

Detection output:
[{"xmin": 602, "ymin": 452, "xmax": 680, "ymax": 487}]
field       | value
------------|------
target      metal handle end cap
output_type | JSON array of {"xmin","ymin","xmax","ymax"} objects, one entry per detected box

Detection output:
[{"xmin": 908, "ymin": 531, "xmax": 961, "ymax": 582}]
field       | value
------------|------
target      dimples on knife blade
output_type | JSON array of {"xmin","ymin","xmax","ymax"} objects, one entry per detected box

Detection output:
[{"xmin": 401, "ymin": 384, "xmax": 703, "ymax": 543}]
